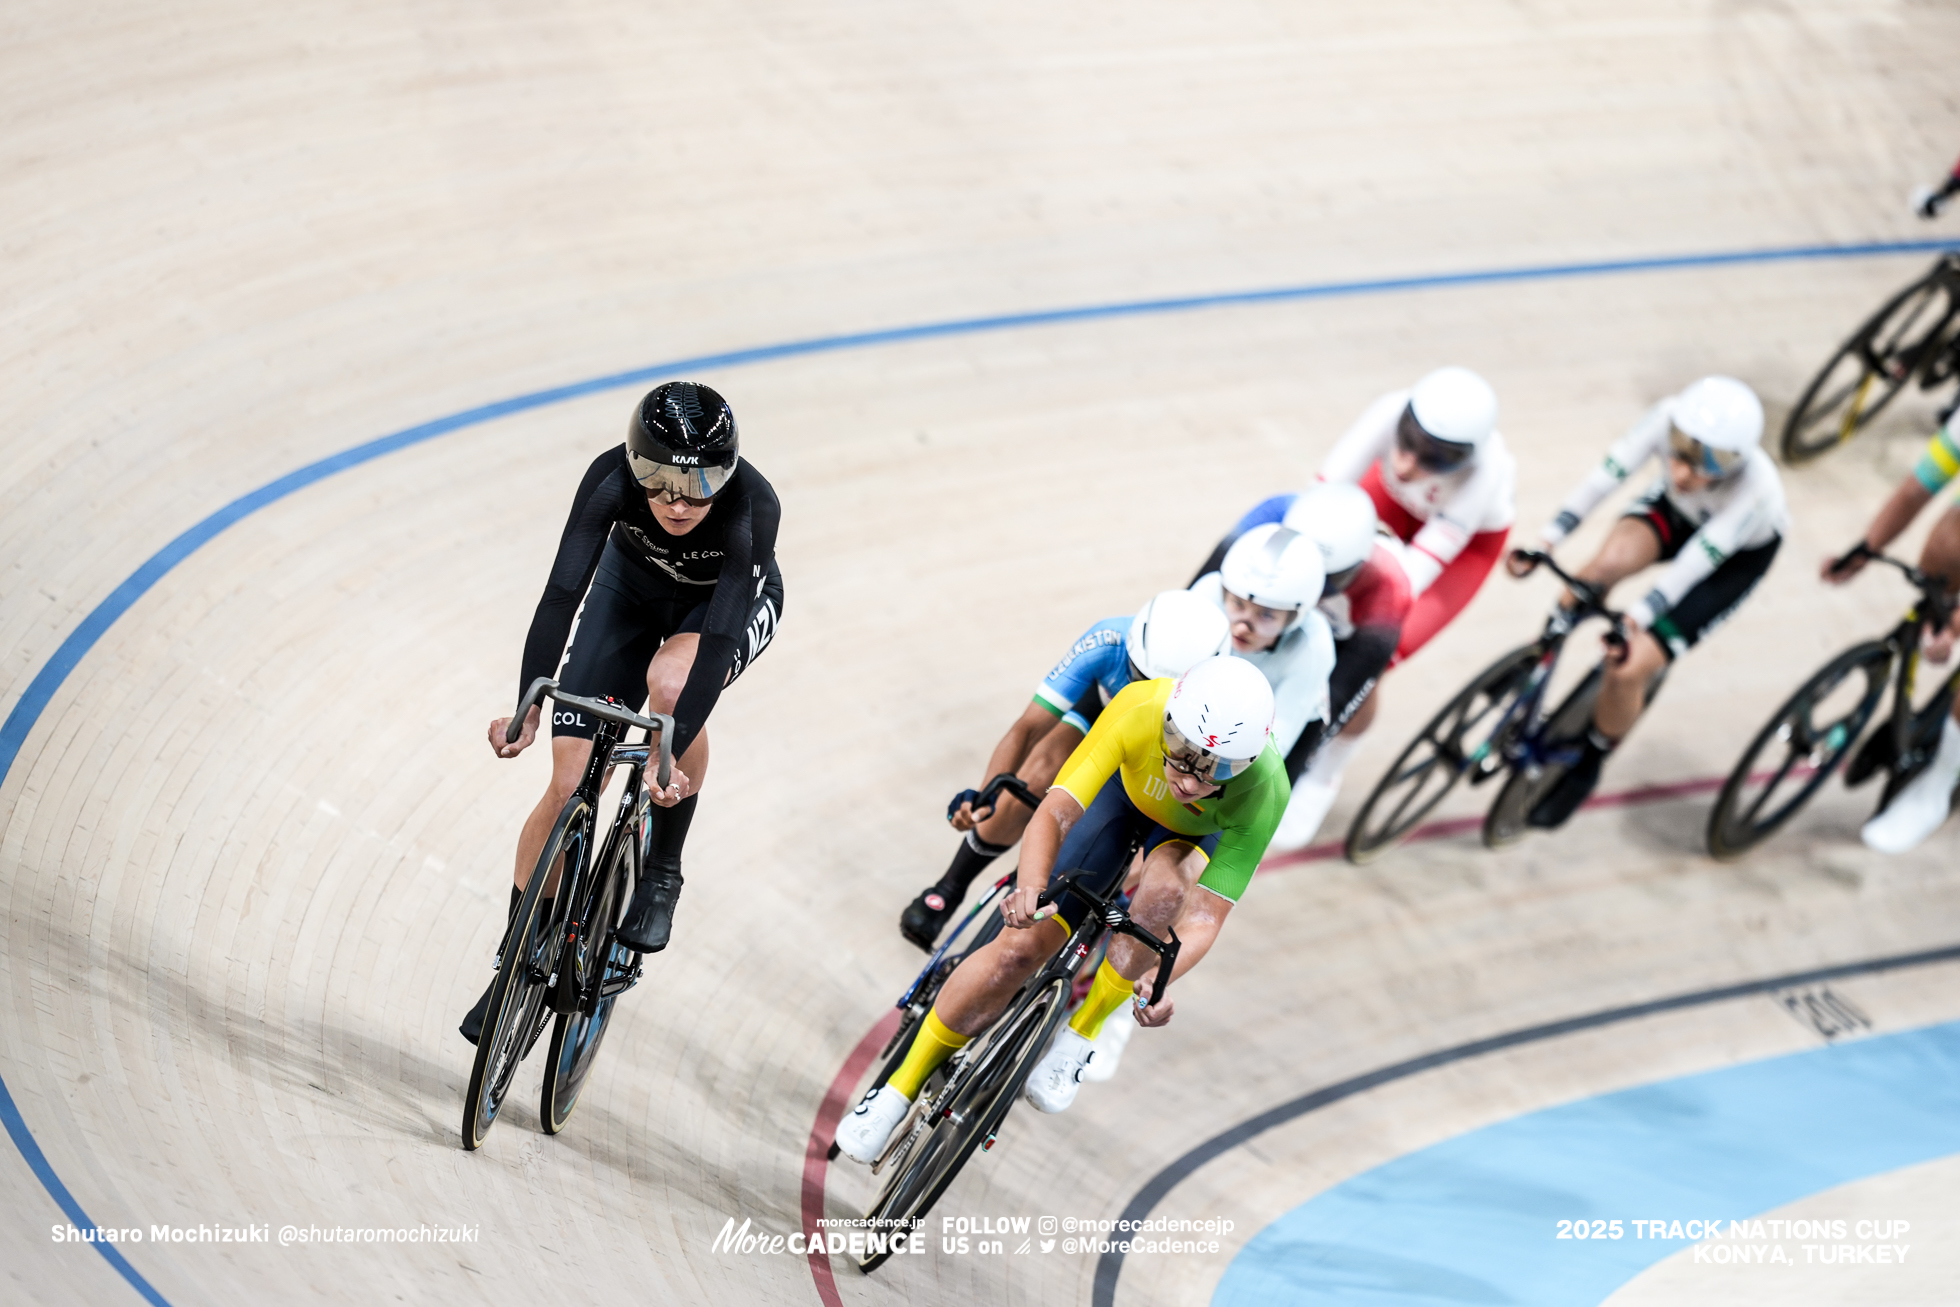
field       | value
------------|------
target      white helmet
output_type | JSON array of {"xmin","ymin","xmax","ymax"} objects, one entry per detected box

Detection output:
[
  {"xmin": 1128, "ymin": 589, "xmax": 1232, "ymax": 681},
  {"xmin": 1669, "ymin": 376, "xmax": 1763, "ymax": 473},
  {"xmin": 1281, "ymin": 481, "xmax": 1379, "ymax": 586},
  {"xmin": 1163, "ymin": 655, "xmax": 1274, "ymax": 782},
  {"xmin": 1408, "ymin": 366, "xmax": 1498, "ymax": 451},
  {"xmin": 1220, "ymin": 523, "xmax": 1326, "ymax": 613}
]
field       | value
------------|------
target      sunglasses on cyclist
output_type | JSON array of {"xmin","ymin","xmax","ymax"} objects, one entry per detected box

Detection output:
[
  {"xmin": 1395, "ymin": 404, "xmax": 1476, "ymax": 474},
  {"xmin": 1666, "ymin": 425, "xmax": 1746, "ymax": 478},
  {"xmin": 627, "ymin": 451, "xmax": 737, "ymax": 505},
  {"xmin": 1161, "ymin": 717, "xmax": 1244, "ymax": 783}
]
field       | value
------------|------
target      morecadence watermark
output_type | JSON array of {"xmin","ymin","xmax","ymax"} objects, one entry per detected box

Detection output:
[{"xmin": 711, "ymin": 1212, "xmax": 1235, "ymax": 1259}]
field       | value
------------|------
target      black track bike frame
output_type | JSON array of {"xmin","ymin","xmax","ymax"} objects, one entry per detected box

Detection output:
[{"xmin": 1461, "ymin": 551, "xmax": 1628, "ymax": 782}]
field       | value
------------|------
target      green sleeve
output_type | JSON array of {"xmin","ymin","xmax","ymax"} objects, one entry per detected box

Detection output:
[{"xmin": 1194, "ymin": 745, "xmax": 1288, "ymax": 903}]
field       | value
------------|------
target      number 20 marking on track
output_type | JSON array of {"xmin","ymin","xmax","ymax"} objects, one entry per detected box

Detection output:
[{"xmin": 1556, "ymin": 1220, "xmax": 1624, "ymax": 1239}]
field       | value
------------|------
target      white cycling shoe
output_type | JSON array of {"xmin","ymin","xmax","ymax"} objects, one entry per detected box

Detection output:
[
  {"xmin": 1861, "ymin": 717, "xmax": 1960, "ymax": 855},
  {"xmin": 1025, "ymin": 1029, "xmax": 1095, "ymax": 1113},
  {"xmin": 1080, "ymin": 1006, "xmax": 1135, "ymax": 1083},
  {"xmin": 835, "ymin": 1084, "xmax": 912, "ymax": 1164}
]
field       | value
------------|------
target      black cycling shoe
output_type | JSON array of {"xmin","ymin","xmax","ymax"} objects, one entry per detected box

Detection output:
[
  {"xmin": 899, "ymin": 886, "xmax": 959, "ymax": 952},
  {"xmin": 616, "ymin": 866, "xmax": 684, "ymax": 954},
  {"xmin": 459, "ymin": 977, "xmax": 495, "ymax": 1045},
  {"xmin": 1527, "ymin": 738, "xmax": 1607, "ymax": 829}
]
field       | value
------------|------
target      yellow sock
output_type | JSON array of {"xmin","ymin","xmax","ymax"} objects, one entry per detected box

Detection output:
[
  {"xmin": 1067, "ymin": 960, "xmax": 1137, "ymax": 1040},
  {"xmin": 887, "ymin": 1009, "xmax": 969, "ymax": 1100}
]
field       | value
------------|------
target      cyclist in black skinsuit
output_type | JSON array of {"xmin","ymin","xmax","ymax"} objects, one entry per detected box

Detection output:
[{"xmin": 461, "ymin": 381, "xmax": 782, "ymax": 1043}]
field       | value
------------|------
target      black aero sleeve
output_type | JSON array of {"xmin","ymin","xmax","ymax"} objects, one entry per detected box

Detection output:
[
  {"xmin": 1282, "ymin": 626, "xmax": 1399, "ymax": 780},
  {"xmin": 516, "ymin": 449, "xmax": 628, "ymax": 705},
  {"xmin": 669, "ymin": 466, "xmax": 781, "ymax": 756}
]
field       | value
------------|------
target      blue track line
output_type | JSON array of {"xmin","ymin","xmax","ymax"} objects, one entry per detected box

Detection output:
[{"xmin": 0, "ymin": 234, "xmax": 1953, "ymax": 1306}]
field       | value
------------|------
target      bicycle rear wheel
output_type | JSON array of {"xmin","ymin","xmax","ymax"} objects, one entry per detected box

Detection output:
[
  {"xmin": 462, "ymin": 796, "xmax": 590, "ymax": 1150},
  {"xmin": 857, "ymin": 976, "xmax": 1069, "ymax": 1274},
  {"xmin": 1482, "ymin": 666, "xmax": 1607, "ymax": 848},
  {"xmin": 1705, "ymin": 642, "xmax": 1891, "ymax": 860},
  {"xmin": 1782, "ymin": 267, "xmax": 1957, "ymax": 464},
  {"xmin": 541, "ymin": 824, "xmax": 635, "ymax": 1135},
  {"xmin": 1345, "ymin": 645, "xmax": 1539, "ymax": 864}
]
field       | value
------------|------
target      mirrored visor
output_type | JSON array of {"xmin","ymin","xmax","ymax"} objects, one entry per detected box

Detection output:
[
  {"xmin": 1395, "ymin": 404, "xmax": 1475, "ymax": 474},
  {"xmin": 1666, "ymin": 425, "xmax": 1745, "ymax": 478},
  {"xmin": 627, "ymin": 450, "xmax": 738, "ymax": 500}
]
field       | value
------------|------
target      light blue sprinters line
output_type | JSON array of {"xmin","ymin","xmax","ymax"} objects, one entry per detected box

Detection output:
[
  {"xmin": 1213, "ymin": 1020, "xmax": 1960, "ymax": 1307},
  {"xmin": 0, "ymin": 235, "xmax": 1954, "ymax": 1307}
]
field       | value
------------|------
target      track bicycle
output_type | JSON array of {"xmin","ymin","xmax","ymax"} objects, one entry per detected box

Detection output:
[
  {"xmin": 827, "ymin": 775, "xmax": 1043, "ymax": 1168},
  {"xmin": 1706, "ymin": 545, "xmax": 1959, "ymax": 859},
  {"xmin": 1782, "ymin": 251, "xmax": 1960, "ymax": 465},
  {"xmin": 461, "ymin": 677, "xmax": 674, "ymax": 1151},
  {"xmin": 1345, "ymin": 550, "xmax": 1662, "ymax": 861},
  {"xmin": 850, "ymin": 871, "xmax": 1178, "ymax": 1274}
]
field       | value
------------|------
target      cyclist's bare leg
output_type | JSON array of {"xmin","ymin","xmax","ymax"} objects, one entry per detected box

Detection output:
[
  {"xmin": 1106, "ymin": 843, "xmax": 1230, "ymax": 1005},
  {"xmin": 973, "ymin": 722, "xmax": 1081, "ymax": 846},
  {"xmin": 645, "ymin": 633, "xmax": 709, "ymax": 800},
  {"xmin": 930, "ymin": 917, "xmax": 1070, "ymax": 1037},
  {"xmin": 1569, "ymin": 517, "xmax": 1664, "ymax": 738},
  {"xmin": 1595, "ymin": 628, "xmax": 1669, "ymax": 740},
  {"xmin": 513, "ymin": 736, "xmax": 597, "ymax": 896},
  {"xmin": 1919, "ymin": 506, "xmax": 1960, "ymax": 676},
  {"xmin": 1568, "ymin": 516, "xmax": 1663, "ymax": 605}
]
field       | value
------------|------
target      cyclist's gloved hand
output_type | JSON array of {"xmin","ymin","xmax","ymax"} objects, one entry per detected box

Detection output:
[{"xmin": 947, "ymin": 788, "xmax": 997, "ymax": 829}]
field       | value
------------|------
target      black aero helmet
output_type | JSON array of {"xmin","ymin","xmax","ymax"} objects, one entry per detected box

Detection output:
[{"xmin": 627, "ymin": 381, "xmax": 740, "ymax": 500}]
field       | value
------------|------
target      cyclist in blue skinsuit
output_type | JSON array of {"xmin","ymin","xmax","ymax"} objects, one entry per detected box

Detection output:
[{"xmin": 897, "ymin": 590, "xmax": 1231, "ymax": 949}]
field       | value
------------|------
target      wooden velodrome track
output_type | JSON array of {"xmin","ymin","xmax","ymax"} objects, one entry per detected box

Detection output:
[{"xmin": 6, "ymin": 3, "xmax": 1960, "ymax": 1304}]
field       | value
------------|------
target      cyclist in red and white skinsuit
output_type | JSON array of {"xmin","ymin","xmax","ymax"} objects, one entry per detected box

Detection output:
[{"xmin": 1318, "ymin": 367, "xmax": 1517, "ymax": 663}]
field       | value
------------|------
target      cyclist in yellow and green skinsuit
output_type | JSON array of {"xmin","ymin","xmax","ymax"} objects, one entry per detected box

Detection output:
[{"xmin": 834, "ymin": 654, "xmax": 1288, "ymax": 1164}]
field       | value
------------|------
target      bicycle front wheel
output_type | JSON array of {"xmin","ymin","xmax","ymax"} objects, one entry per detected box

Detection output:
[
  {"xmin": 1782, "ymin": 268, "xmax": 1957, "ymax": 464},
  {"xmin": 541, "ymin": 825, "xmax": 634, "ymax": 1135},
  {"xmin": 1706, "ymin": 642, "xmax": 1892, "ymax": 860},
  {"xmin": 1345, "ymin": 644, "xmax": 1540, "ymax": 864},
  {"xmin": 462, "ymin": 795, "xmax": 591, "ymax": 1151},
  {"xmin": 857, "ymin": 976, "xmax": 1069, "ymax": 1274}
]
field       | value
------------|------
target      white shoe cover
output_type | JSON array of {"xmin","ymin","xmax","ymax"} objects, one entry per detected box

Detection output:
[
  {"xmin": 1080, "ymin": 1005, "xmax": 1136, "ymax": 1083},
  {"xmin": 1024, "ymin": 1029, "xmax": 1095, "ymax": 1113},
  {"xmin": 835, "ymin": 1084, "xmax": 912, "ymax": 1164},
  {"xmin": 1268, "ymin": 734, "xmax": 1357, "ymax": 852},
  {"xmin": 1862, "ymin": 716, "xmax": 1960, "ymax": 855}
]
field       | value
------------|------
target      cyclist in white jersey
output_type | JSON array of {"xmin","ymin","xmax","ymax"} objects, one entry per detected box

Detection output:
[
  {"xmin": 1188, "ymin": 523, "xmax": 1338, "ymax": 779},
  {"xmin": 1513, "ymin": 376, "xmax": 1788, "ymax": 827}
]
